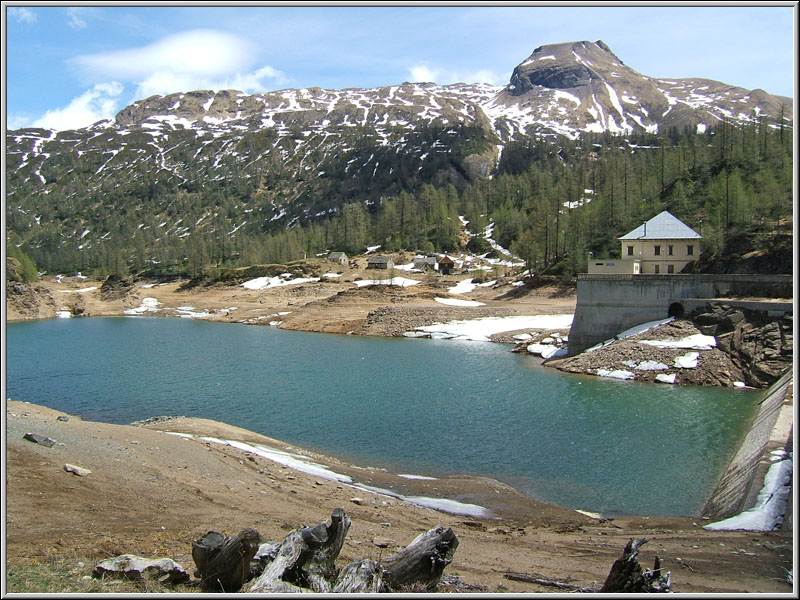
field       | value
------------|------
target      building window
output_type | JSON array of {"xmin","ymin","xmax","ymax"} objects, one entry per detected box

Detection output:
[
  {"xmin": 654, "ymin": 264, "xmax": 660, "ymax": 274},
  {"xmin": 654, "ymin": 245, "xmax": 661, "ymax": 256},
  {"xmin": 667, "ymin": 264, "xmax": 675, "ymax": 274},
  {"xmin": 687, "ymin": 244, "xmax": 694, "ymax": 256},
  {"xmin": 627, "ymin": 245, "xmax": 634, "ymax": 256},
  {"xmin": 668, "ymin": 245, "xmax": 674, "ymax": 256}
]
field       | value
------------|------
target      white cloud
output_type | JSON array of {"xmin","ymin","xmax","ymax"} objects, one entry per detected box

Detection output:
[
  {"xmin": 31, "ymin": 82, "xmax": 124, "ymax": 131},
  {"xmin": 67, "ymin": 8, "xmax": 87, "ymax": 29},
  {"xmin": 133, "ymin": 64, "xmax": 288, "ymax": 99},
  {"xmin": 6, "ymin": 114, "xmax": 33, "ymax": 130},
  {"xmin": 226, "ymin": 65, "xmax": 289, "ymax": 91},
  {"xmin": 409, "ymin": 64, "xmax": 440, "ymax": 83},
  {"xmin": 72, "ymin": 29, "xmax": 257, "ymax": 79},
  {"xmin": 463, "ymin": 68, "xmax": 504, "ymax": 85},
  {"xmin": 8, "ymin": 7, "xmax": 36, "ymax": 23},
  {"xmin": 70, "ymin": 29, "xmax": 286, "ymax": 97},
  {"xmin": 409, "ymin": 63, "xmax": 503, "ymax": 85}
]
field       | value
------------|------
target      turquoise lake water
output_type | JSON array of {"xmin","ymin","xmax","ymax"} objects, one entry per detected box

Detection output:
[{"xmin": 5, "ymin": 317, "xmax": 759, "ymax": 516}]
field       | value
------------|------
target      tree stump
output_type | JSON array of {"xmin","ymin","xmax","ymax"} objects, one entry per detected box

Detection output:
[
  {"xmin": 601, "ymin": 538, "xmax": 671, "ymax": 593},
  {"xmin": 248, "ymin": 508, "xmax": 351, "ymax": 593},
  {"xmin": 191, "ymin": 528, "xmax": 261, "ymax": 592},
  {"xmin": 245, "ymin": 511, "xmax": 459, "ymax": 593},
  {"xmin": 381, "ymin": 526, "xmax": 459, "ymax": 591},
  {"xmin": 333, "ymin": 559, "xmax": 386, "ymax": 593}
]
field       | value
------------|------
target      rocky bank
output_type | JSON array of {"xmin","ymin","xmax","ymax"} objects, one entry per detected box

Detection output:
[{"xmin": 547, "ymin": 303, "xmax": 793, "ymax": 389}]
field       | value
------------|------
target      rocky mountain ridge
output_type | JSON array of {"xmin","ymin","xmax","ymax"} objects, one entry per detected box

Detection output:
[{"xmin": 6, "ymin": 40, "xmax": 792, "ymax": 272}]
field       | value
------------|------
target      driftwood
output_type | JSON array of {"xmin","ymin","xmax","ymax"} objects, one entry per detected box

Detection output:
[
  {"xmin": 503, "ymin": 571, "xmax": 598, "ymax": 592},
  {"xmin": 248, "ymin": 507, "xmax": 352, "ymax": 593},
  {"xmin": 192, "ymin": 528, "xmax": 261, "ymax": 592},
  {"xmin": 332, "ymin": 559, "xmax": 386, "ymax": 593},
  {"xmin": 244, "ymin": 509, "xmax": 457, "ymax": 593},
  {"xmin": 186, "ymin": 509, "xmax": 459, "ymax": 593},
  {"xmin": 503, "ymin": 538, "xmax": 671, "ymax": 593},
  {"xmin": 381, "ymin": 526, "xmax": 459, "ymax": 591},
  {"xmin": 600, "ymin": 538, "xmax": 671, "ymax": 593}
]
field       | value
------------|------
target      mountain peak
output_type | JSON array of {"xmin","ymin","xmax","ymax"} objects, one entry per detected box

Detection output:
[{"xmin": 508, "ymin": 40, "xmax": 629, "ymax": 94}]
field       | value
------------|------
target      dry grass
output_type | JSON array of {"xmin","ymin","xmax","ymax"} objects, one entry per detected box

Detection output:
[{"xmin": 4, "ymin": 557, "xmax": 200, "ymax": 594}]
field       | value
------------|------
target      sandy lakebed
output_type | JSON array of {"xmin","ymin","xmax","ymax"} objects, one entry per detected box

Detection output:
[{"xmin": 4, "ymin": 268, "xmax": 795, "ymax": 593}]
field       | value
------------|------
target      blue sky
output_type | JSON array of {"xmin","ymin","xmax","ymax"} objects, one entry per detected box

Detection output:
[{"xmin": 4, "ymin": 3, "xmax": 797, "ymax": 131}]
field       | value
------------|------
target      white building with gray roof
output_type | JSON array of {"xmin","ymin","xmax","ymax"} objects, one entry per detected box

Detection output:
[{"xmin": 588, "ymin": 211, "xmax": 702, "ymax": 275}]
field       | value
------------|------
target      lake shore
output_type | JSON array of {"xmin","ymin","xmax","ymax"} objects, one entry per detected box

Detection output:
[
  {"xmin": 5, "ymin": 263, "xmax": 577, "ymax": 339},
  {"xmin": 6, "ymin": 268, "xmax": 795, "ymax": 592},
  {"xmin": 9, "ymin": 267, "xmax": 789, "ymax": 392},
  {"xmin": 5, "ymin": 398, "xmax": 794, "ymax": 593}
]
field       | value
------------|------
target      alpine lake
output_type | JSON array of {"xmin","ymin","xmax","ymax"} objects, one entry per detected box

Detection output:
[{"xmin": 6, "ymin": 316, "xmax": 759, "ymax": 517}]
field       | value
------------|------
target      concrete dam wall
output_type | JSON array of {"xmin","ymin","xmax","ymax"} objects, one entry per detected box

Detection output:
[
  {"xmin": 568, "ymin": 274, "xmax": 793, "ymax": 354},
  {"xmin": 700, "ymin": 371, "xmax": 794, "ymax": 521}
]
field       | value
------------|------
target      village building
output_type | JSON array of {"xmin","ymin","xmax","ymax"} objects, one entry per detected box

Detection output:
[
  {"xmin": 437, "ymin": 255, "xmax": 455, "ymax": 275},
  {"xmin": 413, "ymin": 256, "xmax": 438, "ymax": 271},
  {"xmin": 327, "ymin": 251, "xmax": 348, "ymax": 266},
  {"xmin": 588, "ymin": 211, "xmax": 702, "ymax": 275},
  {"xmin": 366, "ymin": 255, "xmax": 394, "ymax": 270}
]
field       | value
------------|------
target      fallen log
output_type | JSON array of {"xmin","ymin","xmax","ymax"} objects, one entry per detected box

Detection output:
[
  {"xmin": 503, "ymin": 571, "xmax": 598, "ymax": 592},
  {"xmin": 600, "ymin": 538, "xmax": 671, "ymax": 593},
  {"xmin": 381, "ymin": 526, "xmax": 459, "ymax": 591},
  {"xmin": 191, "ymin": 528, "xmax": 261, "ymax": 592}
]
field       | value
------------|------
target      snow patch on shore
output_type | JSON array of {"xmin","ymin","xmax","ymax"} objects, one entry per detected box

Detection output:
[
  {"xmin": 168, "ymin": 433, "xmax": 491, "ymax": 518},
  {"xmin": 354, "ymin": 277, "xmax": 420, "ymax": 287},
  {"xmin": 674, "ymin": 352, "xmax": 700, "ymax": 368},
  {"xmin": 638, "ymin": 333, "xmax": 716, "ymax": 350},
  {"xmin": 123, "ymin": 297, "xmax": 161, "ymax": 314},
  {"xmin": 199, "ymin": 436, "xmax": 354, "ymax": 484},
  {"xmin": 449, "ymin": 278, "xmax": 478, "ymax": 294},
  {"xmin": 242, "ymin": 274, "xmax": 319, "ymax": 290},
  {"xmin": 403, "ymin": 496, "xmax": 491, "ymax": 518},
  {"xmin": 596, "ymin": 368, "xmax": 635, "ymax": 380},
  {"xmin": 415, "ymin": 314, "xmax": 573, "ymax": 342},
  {"xmin": 448, "ymin": 278, "xmax": 495, "ymax": 295},
  {"xmin": 434, "ymin": 297, "xmax": 485, "ymax": 307},
  {"xmin": 55, "ymin": 286, "xmax": 98, "ymax": 293}
]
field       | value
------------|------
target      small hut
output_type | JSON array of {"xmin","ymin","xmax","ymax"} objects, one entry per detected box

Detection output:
[
  {"xmin": 328, "ymin": 252, "xmax": 348, "ymax": 266},
  {"xmin": 367, "ymin": 255, "xmax": 394, "ymax": 270},
  {"xmin": 413, "ymin": 256, "xmax": 438, "ymax": 271},
  {"xmin": 437, "ymin": 255, "xmax": 455, "ymax": 275}
]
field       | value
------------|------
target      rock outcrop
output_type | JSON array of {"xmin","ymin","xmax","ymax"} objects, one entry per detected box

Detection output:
[
  {"xmin": 550, "ymin": 304, "xmax": 792, "ymax": 389},
  {"xmin": 6, "ymin": 281, "xmax": 56, "ymax": 320},
  {"xmin": 692, "ymin": 303, "xmax": 793, "ymax": 388}
]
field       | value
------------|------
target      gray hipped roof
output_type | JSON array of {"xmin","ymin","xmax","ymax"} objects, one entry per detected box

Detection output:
[{"xmin": 619, "ymin": 211, "xmax": 702, "ymax": 240}]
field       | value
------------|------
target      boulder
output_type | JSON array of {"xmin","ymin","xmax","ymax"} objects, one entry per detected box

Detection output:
[
  {"xmin": 64, "ymin": 464, "xmax": 91, "ymax": 477},
  {"xmin": 23, "ymin": 432, "xmax": 56, "ymax": 447},
  {"xmin": 93, "ymin": 554, "xmax": 190, "ymax": 584}
]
